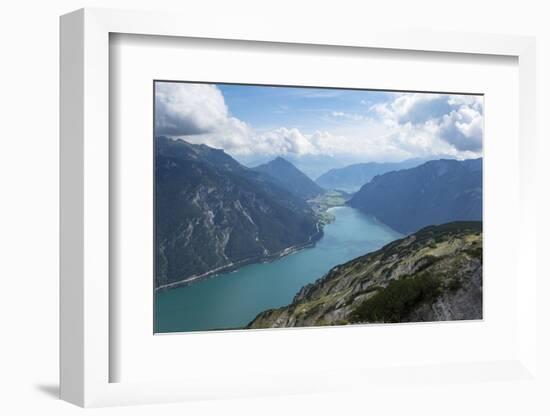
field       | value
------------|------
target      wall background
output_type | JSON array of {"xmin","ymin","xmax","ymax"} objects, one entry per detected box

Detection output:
[{"xmin": 0, "ymin": 1, "xmax": 548, "ymax": 414}]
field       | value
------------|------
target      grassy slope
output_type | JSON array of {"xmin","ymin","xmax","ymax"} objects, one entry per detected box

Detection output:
[{"xmin": 247, "ymin": 221, "xmax": 482, "ymax": 328}]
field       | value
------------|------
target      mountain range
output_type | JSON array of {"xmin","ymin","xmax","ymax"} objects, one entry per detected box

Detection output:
[
  {"xmin": 315, "ymin": 158, "xmax": 430, "ymax": 191},
  {"xmin": 248, "ymin": 221, "xmax": 482, "ymax": 328},
  {"xmin": 155, "ymin": 137, "xmax": 321, "ymax": 289},
  {"xmin": 348, "ymin": 158, "xmax": 482, "ymax": 234},
  {"xmin": 155, "ymin": 137, "xmax": 482, "ymax": 294},
  {"xmin": 237, "ymin": 153, "xmax": 354, "ymax": 180},
  {"xmin": 253, "ymin": 157, "xmax": 324, "ymax": 200}
]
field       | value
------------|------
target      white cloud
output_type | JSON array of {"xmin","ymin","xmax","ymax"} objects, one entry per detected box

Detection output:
[
  {"xmin": 156, "ymin": 82, "xmax": 483, "ymax": 162},
  {"xmin": 330, "ymin": 111, "xmax": 367, "ymax": 121},
  {"xmin": 156, "ymin": 82, "xmax": 331, "ymax": 157},
  {"xmin": 155, "ymin": 82, "xmax": 253, "ymax": 138},
  {"xmin": 243, "ymin": 127, "xmax": 316, "ymax": 156},
  {"xmin": 371, "ymin": 93, "xmax": 451, "ymax": 124},
  {"xmin": 371, "ymin": 93, "xmax": 483, "ymax": 153}
]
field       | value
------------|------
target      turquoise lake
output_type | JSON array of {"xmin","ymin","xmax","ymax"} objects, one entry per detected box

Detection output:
[{"xmin": 155, "ymin": 206, "xmax": 402, "ymax": 333}]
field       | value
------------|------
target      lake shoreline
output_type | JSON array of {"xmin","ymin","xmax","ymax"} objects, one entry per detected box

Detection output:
[
  {"xmin": 155, "ymin": 225, "xmax": 324, "ymax": 292},
  {"xmin": 156, "ymin": 207, "xmax": 403, "ymax": 333},
  {"xmin": 156, "ymin": 191, "xmax": 348, "ymax": 292}
]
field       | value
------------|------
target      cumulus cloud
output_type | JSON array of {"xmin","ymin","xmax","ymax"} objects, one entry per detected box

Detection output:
[
  {"xmin": 437, "ymin": 105, "xmax": 483, "ymax": 151},
  {"xmin": 156, "ymin": 82, "xmax": 327, "ymax": 157},
  {"xmin": 155, "ymin": 82, "xmax": 252, "ymax": 137},
  {"xmin": 371, "ymin": 93, "xmax": 483, "ymax": 153},
  {"xmin": 189, "ymin": 127, "xmax": 342, "ymax": 157},
  {"xmin": 155, "ymin": 82, "xmax": 483, "ymax": 161}
]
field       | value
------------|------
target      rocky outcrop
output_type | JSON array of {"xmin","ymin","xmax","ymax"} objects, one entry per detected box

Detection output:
[{"xmin": 247, "ymin": 221, "xmax": 482, "ymax": 328}]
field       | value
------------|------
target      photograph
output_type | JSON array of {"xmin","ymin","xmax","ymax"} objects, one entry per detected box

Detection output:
[
  {"xmin": 1, "ymin": 0, "xmax": 544, "ymax": 412},
  {"xmin": 154, "ymin": 81, "xmax": 483, "ymax": 333}
]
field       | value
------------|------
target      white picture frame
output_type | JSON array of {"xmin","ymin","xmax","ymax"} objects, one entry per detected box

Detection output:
[{"xmin": 60, "ymin": 7, "xmax": 538, "ymax": 408}]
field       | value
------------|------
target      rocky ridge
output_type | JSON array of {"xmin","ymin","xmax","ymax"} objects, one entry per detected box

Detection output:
[{"xmin": 247, "ymin": 221, "xmax": 482, "ymax": 328}]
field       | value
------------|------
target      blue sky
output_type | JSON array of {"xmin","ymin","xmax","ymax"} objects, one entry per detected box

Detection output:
[
  {"xmin": 217, "ymin": 84, "xmax": 394, "ymax": 134},
  {"xmin": 155, "ymin": 81, "xmax": 483, "ymax": 166}
]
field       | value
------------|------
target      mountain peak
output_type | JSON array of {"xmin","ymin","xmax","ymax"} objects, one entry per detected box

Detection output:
[
  {"xmin": 271, "ymin": 156, "xmax": 293, "ymax": 165},
  {"xmin": 155, "ymin": 136, "xmax": 243, "ymax": 172},
  {"xmin": 154, "ymin": 137, "xmax": 319, "ymax": 288},
  {"xmin": 253, "ymin": 157, "xmax": 324, "ymax": 200}
]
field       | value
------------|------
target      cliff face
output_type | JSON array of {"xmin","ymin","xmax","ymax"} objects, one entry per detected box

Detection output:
[
  {"xmin": 155, "ymin": 137, "xmax": 321, "ymax": 289},
  {"xmin": 247, "ymin": 221, "xmax": 482, "ymax": 328},
  {"xmin": 348, "ymin": 159, "xmax": 482, "ymax": 234}
]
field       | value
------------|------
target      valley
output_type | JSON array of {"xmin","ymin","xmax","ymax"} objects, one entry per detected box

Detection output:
[
  {"xmin": 155, "ymin": 205, "xmax": 402, "ymax": 332},
  {"xmin": 308, "ymin": 190, "xmax": 349, "ymax": 224},
  {"xmin": 154, "ymin": 138, "xmax": 483, "ymax": 332},
  {"xmin": 153, "ymin": 83, "xmax": 484, "ymax": 333}
]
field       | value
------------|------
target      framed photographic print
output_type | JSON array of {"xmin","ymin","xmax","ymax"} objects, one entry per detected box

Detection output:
[
  {"xmin": 60, "ymin": 8, "xmax": 539, "ymax": 408},
  {"xmin": 153, "ymin": 81, "xmax": 484, "ymax": 334}
]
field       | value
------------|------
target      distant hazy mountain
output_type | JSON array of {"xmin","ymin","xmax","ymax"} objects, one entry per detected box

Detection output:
[
  {"xmin": 315, "ymin": 158, "xmax": 429, "ymax": 192},
  {"xmin": 237, "ymin": 153, "xmax": 353, "ymax": 180},
  {"xmin": 253, "ymin": 157, "xmax": 324, "ymax": 200},
  {"xmin": 155, "ymin": 137, "xmax": 321, "ymax": 289},
  {"xmin": 348, "ymin": 159, "xmax": 482, "ymax": 234}
]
